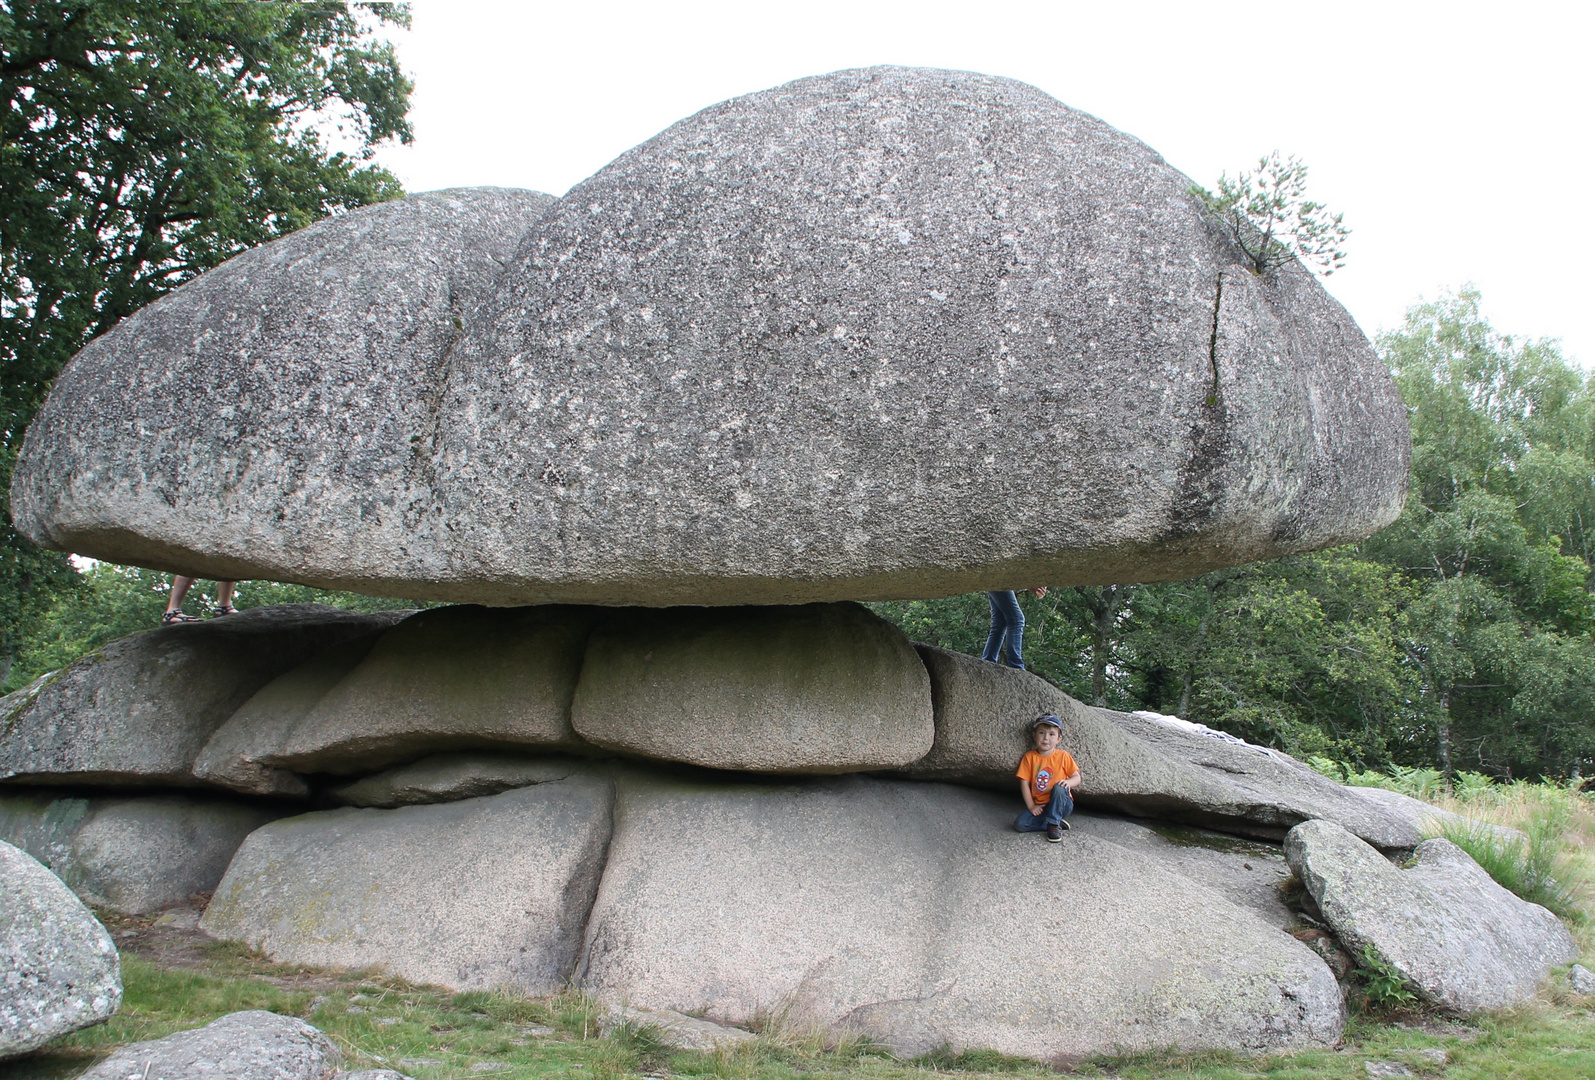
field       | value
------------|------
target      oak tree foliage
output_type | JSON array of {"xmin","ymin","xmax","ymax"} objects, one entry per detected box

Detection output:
[{"xmin": 0, "ymin": 0, "xmax": 413, "ymax": 672}]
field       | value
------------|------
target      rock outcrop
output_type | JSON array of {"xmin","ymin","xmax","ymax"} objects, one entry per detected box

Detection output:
[
  {"xmin": 75, "ymin": 1010, "xmax": 340, "ymax": 1080},
  {"xmin": 0, "ymin": 605, "xmax": 406, "ymax": 788},
  {"xmin": 572, "ymin": 603, "xmax": 932, "ymax": 772},
  {"xmin": 12, "ymin": 68, "xmax": 1409, "ymax": 606},
  {"xmin": 1284, "ymin": 819, "xmax": 1577, "ymax": 1011},
  {"xmin": 0, "ymin": 840, "xmax": 121, "ymax": 1060},
  {"xmin": 201, "ymin": 774, "xmax": 615, "ymax": 994},
  {"xmin": 0, "ymin": 789, "xmax": 279, "ymax": 914}
]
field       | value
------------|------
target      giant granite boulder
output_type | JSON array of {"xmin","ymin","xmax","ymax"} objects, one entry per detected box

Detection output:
[
  {"xmin": 0, "ymin": 605, "xmax": 407, "ymax": 788},
  {"xmin": 12, "ymin": 188, "xmax": 554, "ymax": 589},
  {"xmin": 1285, "ymin": 819, "xmax": 1577, "ymax": 1011},
  {"xmin": 0, "ymin": 840, "xmax": 121, "ymax": 1060},
  {"xmin": 0, "ymin": 789, "xmax": 279, "ymax": 914},
  {"xmin": 12, "ymin": 67, "xmax": 1409, "ymax": 606}
]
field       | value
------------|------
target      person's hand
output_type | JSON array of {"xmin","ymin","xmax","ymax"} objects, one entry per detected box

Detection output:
[{"xmin": 1030, "ymin": 586, "xmax": 1048, "ymax": 599}]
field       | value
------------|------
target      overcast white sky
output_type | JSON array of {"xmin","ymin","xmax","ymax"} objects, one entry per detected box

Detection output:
[{"xmin": 374, "ymin": 0, "xmax": 1594, "ymax": 366}]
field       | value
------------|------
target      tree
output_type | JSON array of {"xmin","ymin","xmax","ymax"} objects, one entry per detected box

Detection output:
[
  {"xmin": 1191, "ymin": 152, "xmax": 1350, "ymax": 276},
  {"xmin": 0, "ymin": 1, "xmax": 413, "ymax": 677}
]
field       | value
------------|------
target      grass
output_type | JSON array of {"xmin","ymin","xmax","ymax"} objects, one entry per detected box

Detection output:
[{"xmin": 8, "ymin": 931, "xmax": 1595, "ymax": 1080}]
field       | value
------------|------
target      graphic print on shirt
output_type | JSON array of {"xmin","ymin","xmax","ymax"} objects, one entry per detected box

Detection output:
[{"xmin": 1035, "ymin": 769, "xmax": 1053, "ymax": 793}]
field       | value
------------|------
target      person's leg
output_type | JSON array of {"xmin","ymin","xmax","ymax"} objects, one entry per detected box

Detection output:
[
  {"xmin": 215, "ymin": 581, "xmax": 237, "ymax": 614},
  {"xmin": 1042, "ymin": 788, "xmax": 1075, "ymax": 828},
  {"xmin": 990, "ymin": 589, "xmax": 1025, "ymax": 668},
  {"xmin": 982, "ymin": 591, "xmax": 1009, "ymax": 663},
  {"xmin": 163, "ymin": 575, "xmax": 200, "ymax": 624},
  {"xmin": 1014, "ymin": 805, "xmax": 1047, "ymax": 832}
]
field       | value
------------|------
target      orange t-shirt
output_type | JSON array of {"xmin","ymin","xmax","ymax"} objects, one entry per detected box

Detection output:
[{"xmin": 1016, "ymin": 748, "xmax": 1078, "ymax": 807}]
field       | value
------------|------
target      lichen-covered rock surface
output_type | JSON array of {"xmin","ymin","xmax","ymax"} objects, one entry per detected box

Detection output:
[
  {"xmin": 0, "ymin": 789, "xmax": 280, "ymax": 914},
  {"xmin": 1285, "ymin": 818, "xmax": 1577, "ymax": 1011},
  {"xmin": 0, "ymin": 605, "xmax": 406, "ymax": 788},
  {"xmin": 13, "ymin": 187, "xmax": 554, "ymax": 589},
  {"xmin": 0, "ymin": 840, "xmax": 121, "ymax": 1060},
  {"xmin": 12, "ymin": 67, "xmax": 1409, "ymax": 606}
]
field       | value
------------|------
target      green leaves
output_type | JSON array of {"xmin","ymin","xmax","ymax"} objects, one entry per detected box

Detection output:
[
  {"xmin": 1190, "ymin": 152, "xmax": 1349, "ymax": 276},
  {"xmin": 0, "ymin": 0, "xmax": 412, "ymax": 664}
]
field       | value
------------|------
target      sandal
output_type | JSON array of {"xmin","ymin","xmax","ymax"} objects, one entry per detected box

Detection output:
[
  {"xmin": 211, "ymin": 605, "xmax": 239, "ymax": 617},
  {"xmin": 161, "ymin": 610, "xmax": 201, "ymax": 625}
]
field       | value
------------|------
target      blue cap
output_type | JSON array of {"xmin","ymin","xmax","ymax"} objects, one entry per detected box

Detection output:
[{"xmin": 1032, "ymin": 714, "xmax": 1062, "ymax": 730}]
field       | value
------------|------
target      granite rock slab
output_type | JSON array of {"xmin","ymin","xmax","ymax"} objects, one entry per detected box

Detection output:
[
  {"xmin": 201, "ymin": 773, "xmax": 614, "ymax": 994},
  {"xmin": 329, "ymin": 752, "xmax": 582, "ymax": 808},
  {"xmin": 1285, "ymin": 818, "xmax": 1576, "ymax": 1011},
  {"xmin": 578, "ymin": 772, "xmax": 1343, "ymax": 1058},
  {"xmin": 571, "ymin": 603, "xmax": 932, "ymax": 772}
]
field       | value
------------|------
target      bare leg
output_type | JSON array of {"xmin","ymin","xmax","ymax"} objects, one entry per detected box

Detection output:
[
  {"xmin": 162, "ymin": 575, "xmax": 201, "ymax": 624},
  {"xmin": 165, "ymin": 575, "xmax": 195, "ymax": 615},
  {"xmin": 215, "ymin": 581, "xmax": 237, "ymax": 614}
]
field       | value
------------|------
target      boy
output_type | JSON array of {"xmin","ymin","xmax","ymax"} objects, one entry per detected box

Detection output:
[{"xmin": 1015, "ymin": 714, "xmax": 1080, "ymax": 842}]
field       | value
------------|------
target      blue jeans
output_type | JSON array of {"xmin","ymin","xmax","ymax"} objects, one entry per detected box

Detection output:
[
  {"xmin": 1015, "ymin": 788, "xmax": 1074, "ymax": 832},
  {"xmin": 982, "ymin": 590, "xmax": 1026, "ymax": 669}
]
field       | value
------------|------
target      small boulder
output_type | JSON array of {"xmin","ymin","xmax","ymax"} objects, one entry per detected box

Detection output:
[
  {"xmin": 0, "ymin": 789, "xmax": 280, "ymax": 914},
  {"xmin": 1284, "ymin": 819, "xmax": 1576, "ymax": 1011},
  {"xmin": 202, "ymin": 773, "xmax": 614, "ymax": 993},
  {"xmin": 329, "ymin": 752, "xmax": 583, "ymax": 807},
  {"xmin": 0, "ymin": 605, "xmax": 406, "ymax": 788},
  {"xmin": 571, "ymin": 603, "xmax": 932, "ymax": 772},
  {"xmin": 1570, "ymin": 964, "xmax": 1595, "ymax": 995},
  {"xmin": 75, "ymin": 1010, "xmax": 339, "ymax": 1080},
  {"xmin": 0, "ymin": 840, "xmax": 121, "ymax": 1060}
]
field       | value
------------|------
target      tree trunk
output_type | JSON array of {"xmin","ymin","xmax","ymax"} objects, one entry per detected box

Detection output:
[
  {"xmin": 1437, "ymin": 686, "xmax": 1453, "ymax": 789},
  {"xmin": 1087, "ymin": 585, "xmax": 1127, "ymax": 708}
]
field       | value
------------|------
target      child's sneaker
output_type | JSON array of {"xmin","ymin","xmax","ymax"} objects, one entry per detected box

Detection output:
[{"xmin": 1046, "ymin": 823, "xmax": 1065, "ymax": 842}]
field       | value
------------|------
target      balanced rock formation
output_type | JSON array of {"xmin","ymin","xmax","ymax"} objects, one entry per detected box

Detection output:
[
  {"xmin": 0, "ymin": 605, "xmax": 405, "ymax": 789},
  {"xmin": 12, "ymin": 67, "xmax": 1410, "ymax": 606},
  {"xmin": 0, "ymin": 789, "xmax": 279, "ymax": 914},
  {"xmin": 0, "ymin": 840, "xmax": 121, "ymax": 1060},
  {"xmin": 75, "ymin": 1010, "xmax": 340, "ymax": 1080},
  {"xmin": 1285, "ymin": 819, "xmax": 1577, "ymax": 1011}
]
